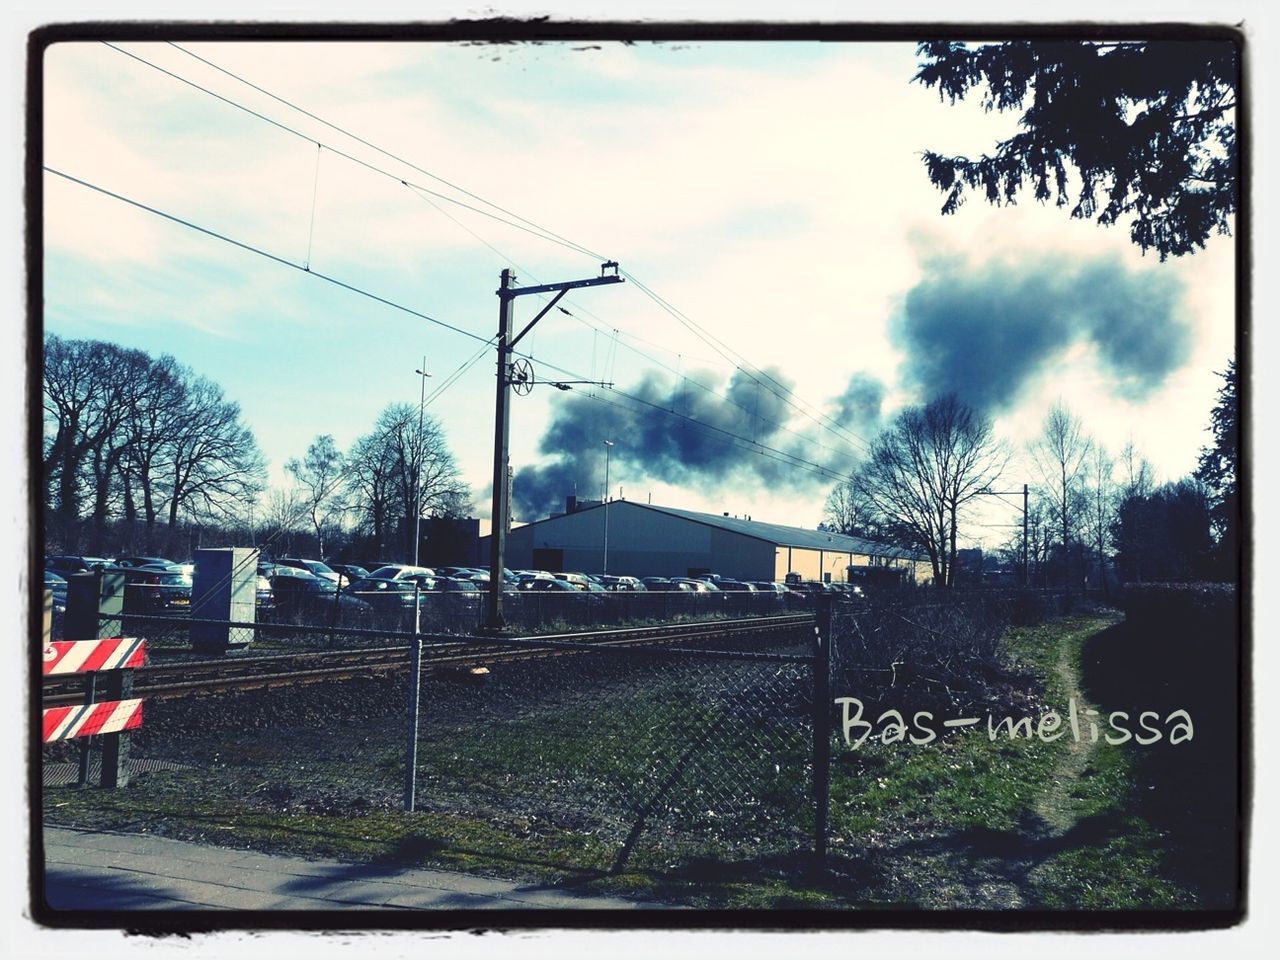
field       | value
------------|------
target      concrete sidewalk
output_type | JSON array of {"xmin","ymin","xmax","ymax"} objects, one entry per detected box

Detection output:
[{"xmin": 42, "ymin": 826, "xmax": 672, "ymax": 911}]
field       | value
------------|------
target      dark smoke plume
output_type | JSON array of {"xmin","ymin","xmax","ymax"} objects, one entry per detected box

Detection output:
[
  {"xmin": 895, "ymin": 252, "xmax": 1192, "ymax": 413},
  {"xmin": 512, "ymin": 366, "xmax": 880, "ymax": 520}
]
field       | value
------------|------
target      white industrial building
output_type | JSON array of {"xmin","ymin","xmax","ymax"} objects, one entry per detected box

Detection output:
[{"xmin": 481, "ymin": 499, "xmax": 932, "ymax": 584}]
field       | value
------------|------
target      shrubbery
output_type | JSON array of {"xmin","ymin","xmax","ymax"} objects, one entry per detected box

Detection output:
[
  {"xmin": 1119, "ymin": 582, "xmax": 1238, "ymax": 638},
  {"xmin": 828, "ymin": 590, "xmax": 1059, "ymax": 712}
]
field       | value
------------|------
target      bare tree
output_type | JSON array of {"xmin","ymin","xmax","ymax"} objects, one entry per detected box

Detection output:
[
  {"xmin": 163, "ymin": 374, "xmax": 266, "ymax": 532},
  {"xmin": 117, "ymin": 353, "xmax": 188, "ymax": 540},
  {"xmin": 262, "ymin": 487, "xmax": 304, "ymax": 557},
  {"xmin": 345, "ymin": 403, "xmax": 470, "ymax": 560},
  {"xmin": 286, "ymin": 434, "xmax": 347, "ymax": 558},
  {"xmin": 43, "ymin": 335, "xmax": 270, "ymax": 558},
  {"xmin": 1030, "ymin": 403, "xmax": 1093, "ymax": 591},
  {"xmin": 856, "ymin": 394, "xmax": 1006, "ymax": 587},
  {"xmin": 823, "ymin": 479, "xmax": 861, "ymax": 536},
  {"xmin": 1082, "ymin": 443, "xmax": 1116, "ymax": 597},
  {"xmin": 1119, "ymin": 438, "xmax": 1156, "ymax": 500},
  {"xmin": 42, "ymin": 336, "xmax": 148, "ymax": 551}
]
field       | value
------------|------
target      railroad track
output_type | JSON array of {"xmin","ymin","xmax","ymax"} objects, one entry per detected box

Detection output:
[{"xmin": 41, "ymin": 614, "xmax": 815, "ymax": 706}]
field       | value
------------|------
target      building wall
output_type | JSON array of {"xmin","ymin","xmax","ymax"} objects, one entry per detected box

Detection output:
[
  {"xmin": 488, "ymin": 502, "xmax": 930, "ymax": 584},
  {"xmin": 775, "ymin": 547, "xmax": 931, "ymax": 585},
  {"xmin": 496, "ymin": 502, "xmax": 775, "ymax": 579},
  {"xmin": 775, "ymin": 547, "xmax": 878, "ymax": 582}
]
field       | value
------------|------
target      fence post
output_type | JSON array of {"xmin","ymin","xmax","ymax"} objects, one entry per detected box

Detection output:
[
  {"xmin": 404, "ymin": 580, "xmax": 423, "ymax": 812},
  {"xmin": 812, "ymin": 592, "xmax": 832, "ymax": 875}
]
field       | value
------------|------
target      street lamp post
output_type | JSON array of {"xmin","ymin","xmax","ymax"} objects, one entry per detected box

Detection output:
[
  {"xmin": 602, "ymin": 440, "xmax": 614, "ymax": 575},
  {"xmin": 413, "ymin": 359, "xmax": 432, "ymax": 567}
]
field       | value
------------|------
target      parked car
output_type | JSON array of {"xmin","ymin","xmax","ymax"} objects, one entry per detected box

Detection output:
[
  {"xmin": 345, "ymin": 576, "xmax": 421, "ymax": 626},
  {"xmin": 788, "ymin": 580, "xmax": 835, "ymax": 598},
  {"xmin": 422, "ymin": 577, "xmax": 483, "ymax": 622},
  {"xmin": 43, "ymin": 570, "xmax": 68, "ymax": 613},
  {"xmin": 432, "ymin": 577, "xmax": 483, "ymax": 597},
  {"xmin": 365, "ymin": 564, "xmax": 436, "ymax": 581},
  {"xmin": 269, "ymin": 567, "xmax": 371, "ymax": 624},
  {"xmin": 45, "ymin": 555, "xmax": 111, "ymax": 576},
  {"xmin": 600, "ymin": 575, "xmax": 647, "ymax": 591},
  {"xmin": 748, "ymin": 581, "xmax": 795, "ymax": 603},
  {"xmin": 671, "ymin": 578, "xmax": 720, "ymax": 593},
  {"xmin": 105, "ymin": 563, "xmax": 193, "ymax": 614},
  {"xmin": 516, "ymin": 576, "xmax": 579, "ymax": 592},
  {"xmin": 328, "ymin": 563, "xmax": 370, "ymax": 584},
  {"xmin": 111, "ymin": 555, "xmax": 175, "ymax": 569},
  {"xmin": 552, "ymin": 572, "xmax": 594, "ymax": 590},
  {"xmin": 433, "ymin": 566, "xmax": 477, "ymax": 579},
  {"xmin": 713, "ymin": 579, "xmax": 757, "ymax": 593},
  {"xmin": 829, "ymin": 582, "xmax": 866, "ymax": 599},
  {"xmin": 255, "ymin": 574, "xmax": 275, "ymax": 615},
  {"xmin": 275, "ymin": 557, "xmax": 347, "ymax": 587}
]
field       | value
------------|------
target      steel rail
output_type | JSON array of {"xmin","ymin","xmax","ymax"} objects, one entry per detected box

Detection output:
[{"xmin": 41, "ymin": 614, "xmax": 815, "ymax": 706}]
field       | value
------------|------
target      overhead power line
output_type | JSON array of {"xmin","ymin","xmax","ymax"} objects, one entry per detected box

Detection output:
[
  {"xmin": 106, "ymin": 40, "xmax": 875, "ymax": 460},
  {"xmin": 400, "ymin": 180, "xmax": 865, "ymax": 467},
  {"xmin": 102, "ymin": 42, "xmax": 604, "ymax": 262},
  {"xmin": 165, "ymin": 41, "xmax": 609, "ymax": 264},
  {"xmin": 46, "ymin": 163, "xmax": 849, "ymax": 492},
  {"xmin": 43, "ymin": 166, "xmax": 492, "ymax": 347}
]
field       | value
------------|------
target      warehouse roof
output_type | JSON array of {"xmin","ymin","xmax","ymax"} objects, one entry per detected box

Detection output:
[
  {"xmin": 634, "ymin": 502, "xmax": 928, "ymax": 561},
  {"xmin": 508, "ymin": 499, "xmax": 926, "ymax": 562}
]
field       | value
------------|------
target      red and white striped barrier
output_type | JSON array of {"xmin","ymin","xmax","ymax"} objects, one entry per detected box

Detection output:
[
  {"xmin": 43, "ymin": 637, "xmax": 144, "ymax": 676},
  {"xmin": 41, "ymin": 637, "xmax": 146, "ymax": 745},
  {"xmin": 42, "ymin": 698, "xmax": 143, "ymax": 742}
]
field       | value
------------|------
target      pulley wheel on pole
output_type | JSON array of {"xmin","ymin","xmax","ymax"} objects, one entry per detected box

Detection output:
[{"xmin": 510, "ymin": 358, "xmax": 535, "ymax": 396}]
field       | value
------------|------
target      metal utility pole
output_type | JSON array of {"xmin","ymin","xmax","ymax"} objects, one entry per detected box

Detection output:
[
  {"xmin": 602, "ymin": 439, "xmax": 614, "ymax": 574},
  {"xmin": 1022, "ymin": 483, "xmax": 1029, "ymax": 587},
  {"xmin": 412, "ymin": 359, "xmax": 432, "ymax": 567},
  {"xmin": 486, "ymin": 262, "xmax": 624, "ymax": 629},
  {"xmin": 976, "ymin": 485, "xmax": 1030, "ymax": 587}
]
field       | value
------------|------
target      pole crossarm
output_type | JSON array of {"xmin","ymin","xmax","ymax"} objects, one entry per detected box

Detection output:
[{"xmin": 501, "ymin": 274, "xmax": 624, "ymax": 299}]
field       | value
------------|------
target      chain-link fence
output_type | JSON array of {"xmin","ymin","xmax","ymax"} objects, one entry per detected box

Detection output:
[
  {"xmin": 42, "ymin": 616, "xmax": 819, "ymax": 878},
  {"xmin": 42, "ymin": 587, "xmax": 1079, "ymax": 885},
  {"xmin": 408, "ymin": 633, "xmax": 817, "ymax": 873}
]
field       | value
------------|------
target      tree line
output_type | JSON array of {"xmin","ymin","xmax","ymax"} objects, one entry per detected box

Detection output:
[
  {"xmin": 41, "ymin": 335, "xmax": 470, "ymax": 563},
  {"xmin": 823, "ymin": 362, "xmax": 1239, "ymax": 589},
  {"xmin": 43, "ymin": 335, "xmax": 266, "ymax": 557}
]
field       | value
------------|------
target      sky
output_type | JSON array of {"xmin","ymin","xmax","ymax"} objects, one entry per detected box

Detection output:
[{"xmin": 37, "ymin": 31, "xmax": 1238, "ymax": 551}]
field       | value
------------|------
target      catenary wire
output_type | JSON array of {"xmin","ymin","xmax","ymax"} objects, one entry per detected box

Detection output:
[
  {"xmin": 102, "ymin": 42, "xmax": 605, "ymax": 263},
  {"xmin": 110, "ymin": 41, "xmax": 874, "ymax": 458},
  {"xmin": 44, "ymin": 166, "xmax": 493, "ymax": 347},
  {"xmin": 400, "ymin": 181, "xmax": 866, "ymax": 466}
]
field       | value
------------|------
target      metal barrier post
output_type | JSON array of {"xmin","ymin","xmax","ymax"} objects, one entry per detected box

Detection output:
[
  {"xmin": 813, "ymin": 593, "xmax": 832, "ymax": 874},
  {"xmin": 76, "ymin": 672, "xmax": 96, "ymax": 787},
  {"xmin": 404, "ymin": 581, "xmax": 423, "ymax": 812},
  {"xmin": 99, "ymin": 665, "xmax": 132, "ymax": 788}
]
